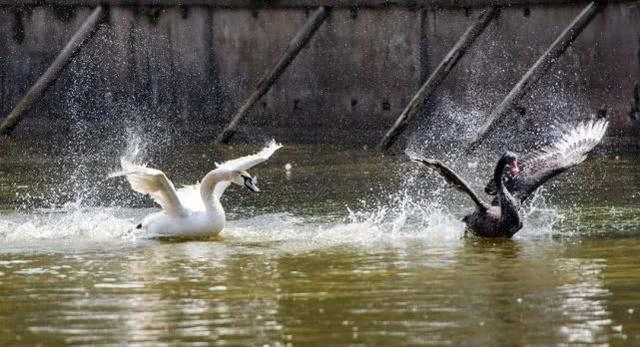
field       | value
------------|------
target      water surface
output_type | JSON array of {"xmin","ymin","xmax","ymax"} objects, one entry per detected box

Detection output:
[{"xmin": 1, "ymin": 141, "xmax": 639, "ymax": 346}]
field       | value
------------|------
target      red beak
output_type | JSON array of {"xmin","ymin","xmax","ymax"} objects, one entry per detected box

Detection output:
[{"xmin": 511, "ymin": 160, "xmax": 520, "ymax": 175}]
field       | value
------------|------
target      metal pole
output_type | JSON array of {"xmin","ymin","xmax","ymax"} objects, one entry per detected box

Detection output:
[
  {"xmin": 216, "ymin": 6, "xmax": 330, "ymax": 144},
  {"xmin": 467, "ymin": 1, "xmax": 604, "ymax": 150},
  {"xmin": 377, "ymin": 7, "xmax": 498, "ymax": 152},
  {"xmin": 0, "ymin": 5, "xmax": 106, "ymax": 135}
]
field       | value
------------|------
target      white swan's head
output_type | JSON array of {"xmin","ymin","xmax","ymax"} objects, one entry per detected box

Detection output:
[{"xmin": 231, "ymin": 170, "xmax": 260, "ymax": 193}]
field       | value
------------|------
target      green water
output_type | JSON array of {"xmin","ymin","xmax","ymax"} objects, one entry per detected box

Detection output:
[{"xmin": 1, "ymin": 141, "xmax": 640, "ymax": 346}]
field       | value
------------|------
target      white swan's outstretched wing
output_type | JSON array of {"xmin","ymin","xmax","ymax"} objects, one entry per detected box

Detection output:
[
  {"xmin": 184, "ymin": 140, "xmax": 282, "ymax": 210},
  {"xmin": 485, "ymin": 119, "xmax": 609, "ymax": 202},
  {"xmin": 110, "ymin": 159, "xmax": 188, "ymax": 217},
  {"xmin": 214, "ymin": 140, "xmax": 283, "ymax": 173}
]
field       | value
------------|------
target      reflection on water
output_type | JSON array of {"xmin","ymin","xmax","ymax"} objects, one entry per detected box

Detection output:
[
  {"xmin": 1, "ymin": 143, "xmax": 640, "ymax": 345},
  {"xmin": 1, "ymin": 240, "xmax": 638, "ymax": 346},
  {"xmin": 556, "ymin": 258, "xmax": 611, "ymax": 344}
]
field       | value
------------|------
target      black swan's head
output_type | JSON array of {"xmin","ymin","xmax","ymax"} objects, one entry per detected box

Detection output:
[
  {"xmin": 485, "ymin": 152, "xmax": 521, "ymax": 195},
  {"xmin": 499, "ymin": 151, "xmax": 520, "ymax": 176}
]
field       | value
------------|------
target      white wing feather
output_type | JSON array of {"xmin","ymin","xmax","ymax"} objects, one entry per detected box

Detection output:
[
  {"xmin": 484, "ymin": 119, "xmax": 608, "ymax": 199},
  {"xmin": 111, "ymin": 140, "xmax": 282, "ymax": 214},
  {"xmin": 214, "ymin": 140, "xmax": 283, "ymax": 174},
  {"xmin": 523, "ymin": 119, "xmax": 609, "ymax": 173},
  {"xmin": 177, "ymin": 140, "xmax": 282, "ymax": 211},
  {"xmin": 110, "ymin": 159, "xmax": 187, "ymax": 217}
]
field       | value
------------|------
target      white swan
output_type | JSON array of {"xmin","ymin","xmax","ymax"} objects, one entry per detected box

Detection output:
[{"xmin": 110, "ymin": 141, "xmax": 282, "ymax": 238}]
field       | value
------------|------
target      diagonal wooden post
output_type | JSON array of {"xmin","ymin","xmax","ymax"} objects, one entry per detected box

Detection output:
[
  {"xmin": 467, "ymin": 1, "xmax": 604, "ymax": 151},
  {"xmin": 216, "ymin": 6, "xmax": 330, "ymax": 144},
  {"xmin": 377, "ymin": 6, "xmax": 498, "ymax": 152},
  {"xmin": 0, "ymin": 5, "xmax": 106, "ymax": 136}
]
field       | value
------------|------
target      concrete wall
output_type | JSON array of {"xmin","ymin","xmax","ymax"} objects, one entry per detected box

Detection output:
[{"xmin": 0, "ymin": 3, "xmax": 638, "ymax": 146}]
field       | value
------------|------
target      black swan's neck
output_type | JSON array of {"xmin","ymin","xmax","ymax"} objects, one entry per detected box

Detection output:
[
  {"xmin": 493, "ymin": 159, "xmax": 508, "ymax": 194},
  {"xmin": 494, "ymin": 157, "xmax": 522, "ymax": 235}
]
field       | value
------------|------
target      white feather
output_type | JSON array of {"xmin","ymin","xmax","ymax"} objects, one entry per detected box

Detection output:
[
  {"xmin": 111, "ymin": 140, "xmax": 282, "ymax": 237},
  {"xmin": 111, "ymin": 159, "xmax": 187, "ymax": 218},
  {"xmin": 525, "ymin": 119, "xmax": 608, "ymax": 171},
  {"xmin": 215, "ymin": 140, "xmax": 283, "ymax": 172},
  {"xmin": 174, "ymin": 181, "xmax": 231, "ymax": 212}
]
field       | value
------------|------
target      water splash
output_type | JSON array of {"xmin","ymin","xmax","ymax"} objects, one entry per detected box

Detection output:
[
  {"xmin": 516, "ymin": 187, "xmax": 564, "ymax": 240},
  {"xmin": 1, "ymin": 187, "xmax": 468, "ymax": 250},
  {"xmin": 0, "ymin": 185, "xmax": 565, "ymax": 253},
  {"xmin": 3, "ymin": 130, "xmax": 562, "ymax": 251},
  {"xmin": 0, "ymin": 208, "xmax": 138, "ymax": 244},
  {"xmin": 122, "ymin": 129, "xmax": 145, "ymax": 162}
]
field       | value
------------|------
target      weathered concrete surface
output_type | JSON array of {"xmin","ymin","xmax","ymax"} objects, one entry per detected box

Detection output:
[
  {"xmin": 0, "ymin": 1, "xmax": 630, "ymax": 8},
  {"xmin": 415, "ymin": 4, "xmax": 640, "ymax": 152},
  {"xmin": 0, "ymin": 4, "xmax": 638, "ymax": 146},
  {"xmin": 212, "ymin": 7, "xmax": 421, "ymax": 142}
]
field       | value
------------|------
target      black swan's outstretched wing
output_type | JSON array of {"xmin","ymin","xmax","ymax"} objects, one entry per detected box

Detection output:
[
  {"xmin": 485, "ymin": 119, "xmax": 608, "ymax": 202},
  {"xmin": 413, "ymin": 157, "xmax": 490, "ymax": 211}
]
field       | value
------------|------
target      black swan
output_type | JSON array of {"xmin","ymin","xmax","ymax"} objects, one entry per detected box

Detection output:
[{"xmin": 412, "ymin": 119, "xmax": 609, "ymax": 238}]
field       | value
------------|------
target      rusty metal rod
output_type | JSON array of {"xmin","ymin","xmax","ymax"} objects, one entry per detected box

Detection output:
[
  {"xmin": 377, "ymin": 6, "xmax": 498, "ymax": 152},
  {"xmin": 0, "ymin": 5, "xmax": 106, "ymax": 136},
  {"xmin": 467, "ymin": 1, "xmax": 604, "ymax": 150},
  {"xmin": 216, "ymin": 6, "xmax": 330, "ymax": 144}
]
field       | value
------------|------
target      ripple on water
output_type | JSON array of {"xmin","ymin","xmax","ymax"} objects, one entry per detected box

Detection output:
[{"xmin": 94, "ymin": 283, "xmax": 146, "ymax": 289}]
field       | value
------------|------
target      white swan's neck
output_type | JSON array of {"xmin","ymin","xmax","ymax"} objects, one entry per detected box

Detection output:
[{"xmin": 200, "ymin": 170, "xmax": 229, "ymax": 212}]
